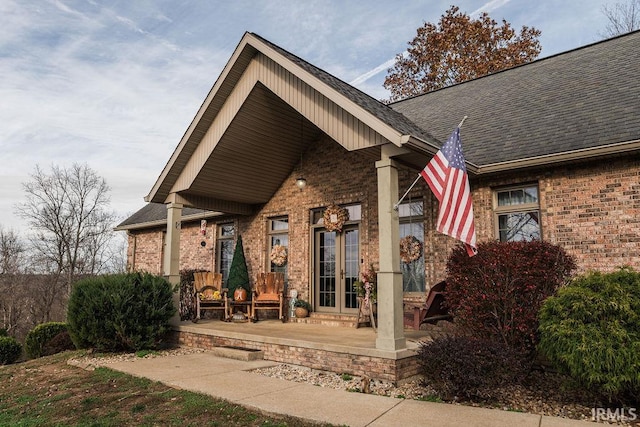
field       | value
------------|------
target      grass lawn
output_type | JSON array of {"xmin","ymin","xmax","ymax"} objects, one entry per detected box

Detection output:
[{"xmin": 0, "ymin": 351, "xmax": 332, "ymax": 427}]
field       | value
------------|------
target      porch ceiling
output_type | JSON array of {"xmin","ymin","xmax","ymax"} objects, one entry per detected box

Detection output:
[{"xmin": 177, "ymin": 84, "xmax": 321, "ymax": 208}]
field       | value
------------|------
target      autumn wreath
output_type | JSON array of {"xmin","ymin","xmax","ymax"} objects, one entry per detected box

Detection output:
[
  {"xmin": 270, "ymin": 244, "xmax": 288, "ymax": 266},
  {"xmin": 323, "ymin": 204, "xmax": 349, "ymax": 232},
  {"xmin": 400, "ymin": 235, "xmax": 423, "ymax": 264}
]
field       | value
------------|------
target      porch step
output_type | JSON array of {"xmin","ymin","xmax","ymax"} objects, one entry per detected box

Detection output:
[
  {"xmin": 209, "ymin": 345, "xmax": 264, "ymax": 361},
  {"xmin": 290, "ymin": 312, "xmax": 363, "ymax": 328}
]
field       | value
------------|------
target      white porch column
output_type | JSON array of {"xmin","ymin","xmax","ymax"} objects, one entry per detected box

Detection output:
[
  {"xmin": 375, "ymin": 154, "xmax": 406, "ymax": 351},
  {"xmin": 164, "ymin": 202, "xmax": 183, "ymax": 325}
]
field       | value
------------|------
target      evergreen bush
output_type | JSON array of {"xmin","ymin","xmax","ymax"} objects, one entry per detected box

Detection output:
[
  {"xmin": 67, "ymin": 272, "xmax": 176, "ymax": 352},
  {"xmin": 25, "ymin": 322, "xmax": 69, "ymax": 359},
  {"xmin": 445, "ymin": 240, "xmax": 575, "ymax": 355},
  {"xmin": 226, "ymin": 235, "xmax": 250, "ymax": 298},
  {"xmin": 417, "ymin": 335, "xmax": 528, "ymax": 401},
  {"xmin": 0, "ymin": 336, "xmax": 22, "ymax": 365},
  {"xmin": 538, "ymin": 267, "xmax": 640, "ymax": 402},
  {"xmin": 0, "ymin": 328, "xmax": 7, "ymax": 336}
]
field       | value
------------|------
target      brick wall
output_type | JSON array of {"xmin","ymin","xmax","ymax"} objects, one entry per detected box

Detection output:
[
  {"xmin": 172, "ymin": 330, "xmax": 419, "ymax": 382},
  {"xmin": 125, "ymin": 138, "xmax": 640, "ymax": 289}
]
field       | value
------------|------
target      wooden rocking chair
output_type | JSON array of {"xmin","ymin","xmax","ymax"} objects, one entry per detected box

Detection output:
[
  {"xmin": 403, "ymin": 281, "xmax": 451, "ymax": 330},
  {"xmin": 251, "ymin": 272, "xmax": 285, "ymax": 322},
  {"xmin": 193, "ymin": 271, "xmax": 228, "ymax": 322}
]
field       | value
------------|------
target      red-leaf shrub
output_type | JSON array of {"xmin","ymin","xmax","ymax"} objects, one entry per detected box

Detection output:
[
  {"xmin": 417, "ymin": 335, "xmax": 528, "ymax": 402},
  {"xmin": 445, "ymin": 240, "xmax": 575, "ymax": 355}
]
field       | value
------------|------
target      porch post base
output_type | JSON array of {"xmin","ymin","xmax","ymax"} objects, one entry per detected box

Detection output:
[{"xmin": 375, "ymin": 271, "xmax": 406, "ymax": 351}]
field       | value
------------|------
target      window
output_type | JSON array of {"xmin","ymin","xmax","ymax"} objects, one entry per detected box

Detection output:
[
  {"xmin": 312, "ymin": 204, "xmax": 361, "ymax": 225},
  {"xmin": 268, "ymin": 217, "xmax": 289, "ymax": 280},
  {"xmin": 494, "ymin": 185, "xmax": 541, "ymax": 242},
  {"xmin": 399, "ymin": 200, "xmax": 425, "ymax": 293},
  {"xmin": 216, "ymin": 223, "xmax": 235, "ymax": 285}
]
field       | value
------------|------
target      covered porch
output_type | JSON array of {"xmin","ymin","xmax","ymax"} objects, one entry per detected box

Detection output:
[
  {"xmin": 143, "ymin": 33, "xmax": 447, "ymax": 382},
  {"xmin": 171, "ymin": 319, "xmax": 441, "ymax": 383}
]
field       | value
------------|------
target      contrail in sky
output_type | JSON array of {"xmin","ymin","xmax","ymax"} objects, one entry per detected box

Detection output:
[{"xmin": 349, "ymin": 0, "xmax": 512, "ymax": 87}]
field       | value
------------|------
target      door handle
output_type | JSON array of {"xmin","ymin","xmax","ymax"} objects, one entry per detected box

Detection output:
[{"xmin": 340, "ymin": 269, "xmax": 345, "ymax": 279}]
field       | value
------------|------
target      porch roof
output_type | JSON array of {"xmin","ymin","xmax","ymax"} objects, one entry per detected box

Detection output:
[{"xmin": 144, "ymin": 32, "xmax": 441, "ymax": 214}]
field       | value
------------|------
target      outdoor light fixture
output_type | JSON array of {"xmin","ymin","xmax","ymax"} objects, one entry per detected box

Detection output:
[
  {"xmin": 295, "ymin": 115, "xmax": 307, "ymax": 191},
  {"xmin": 295, "ymin": 176, "xmax": 307, "ymax": 190}
]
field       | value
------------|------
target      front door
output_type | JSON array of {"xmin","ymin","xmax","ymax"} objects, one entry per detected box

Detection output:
[{"xmin": 314, "ymin": 225, "xmax": 359, "ymax": 313}]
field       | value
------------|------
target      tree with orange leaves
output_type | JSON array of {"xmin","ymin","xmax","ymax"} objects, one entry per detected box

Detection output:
[{"xmin": 384, "ymin": 6, "xmax": 541, "ymax": 101}]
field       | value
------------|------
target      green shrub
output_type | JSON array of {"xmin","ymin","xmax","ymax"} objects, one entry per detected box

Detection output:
[
  {"xmin": 538, "ymin": 267, "xmax": 640, "ymax": 402},
  {"xmin": 67, "ymin": 272, "xmax": 177, "ymax": 352},
  {"xmin": 417, "ymin": 335, "xmax": 528, "ymax": 402},
  {"xmin": 0, "ymin": 336, "xmax": 22, "ymax": 365},
  {"xmin": 25, "ymin": 322, "xmax": 69, "ymax": 359},
  {"xmin": 445, "ymin": 240, "xmax": 576, "ymax": 355},
  {"xmin": 294, "ymin": 299, "xmax": 312, "ymax": 311},
  {"xmin": 0, "ymin": 328, "xmax": 7, "ymax": 336}
]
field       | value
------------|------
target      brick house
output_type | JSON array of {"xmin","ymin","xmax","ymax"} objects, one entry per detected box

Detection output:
[{"xmin": 116, "ymin": 30, "xmax": 640, "ymax": 355}]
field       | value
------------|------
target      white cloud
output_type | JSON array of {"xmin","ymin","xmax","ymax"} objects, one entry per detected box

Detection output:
[{"xmin": 0, "ymin": 0, "xmax": 614, "ymax": 234}]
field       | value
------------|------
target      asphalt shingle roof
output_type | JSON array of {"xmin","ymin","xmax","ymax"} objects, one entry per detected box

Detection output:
[{"xmin": 390, "ymin": 30, "xmax": 640, "ymax": 166}]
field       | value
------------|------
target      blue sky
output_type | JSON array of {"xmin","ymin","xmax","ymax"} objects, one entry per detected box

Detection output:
[{"xmin": 0, "ymin": 0, "xmax": 617, "ymax": 233}]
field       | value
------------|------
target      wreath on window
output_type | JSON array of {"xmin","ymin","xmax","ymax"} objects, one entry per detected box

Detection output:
[
  {"xmin": 400, "ymin": 235, "xmax": 423, "ymax": 264},
  {"xmin": 270, "ymin": 244, "xmax": 288, "ymax": 266},
  {"xmin": 323, "ymin": 204, "xmax": 349, "ymax": 233}
]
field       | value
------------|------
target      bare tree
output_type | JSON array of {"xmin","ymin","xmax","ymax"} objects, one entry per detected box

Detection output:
[
  {"xmin": 602, "ymin": 0, "xmax": 640, "ymax": 37},
  {"xmin": 16, "ymin": 163, "xmax": 117, "ymax": 294},
  {"xmin": 0, "ymin": 227, "xmax": 25, "ymax": 274},
  {"xmin": 0, "ymin": 228, "xmax": 30, "ymax": 338}
]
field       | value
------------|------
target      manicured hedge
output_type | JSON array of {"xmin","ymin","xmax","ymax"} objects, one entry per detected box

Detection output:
[
  {"xmin": 0, "ymin": 336, "xmax": 22, "ymax": 365},
  {"xmin": 67, "ymin": 272, "xmax": 176, "ymax": 352},
  {"xmin": 25, "ymin": 322, "xmax": 70, "ymax": 359},
  {"xmin": 538, "ymin": 267, "xmax": 640, "ymax": 402}
]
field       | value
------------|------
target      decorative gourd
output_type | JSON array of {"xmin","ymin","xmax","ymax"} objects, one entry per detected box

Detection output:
[{"xmin": 234, "ymin": 287, "xmax": 248, "ymax": 302}]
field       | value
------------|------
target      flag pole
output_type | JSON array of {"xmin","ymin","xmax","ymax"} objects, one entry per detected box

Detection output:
[
  {"xmin": 394, "ymin": 174, "xmax": 422, "ymax": 211},
  {"xmin": 393, "ymin": 116, "xmax": 469, "ymax": 211}
]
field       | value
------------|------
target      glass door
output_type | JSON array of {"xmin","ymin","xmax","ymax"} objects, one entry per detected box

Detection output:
[{"xmin": 314, "ymin": 225, "xmax": 359, "ymax": 313}]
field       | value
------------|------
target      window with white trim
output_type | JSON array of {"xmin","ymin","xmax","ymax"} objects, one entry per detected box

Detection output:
[
  {"xmin": 216, "ymin": 223, "xmax": 235, "ymax": 284},
  {"xmin": 268, "ymin": 217, "xmax": 289, "ymax": 281},
  {"xmin": 399, "ymin": 200, "xmax": 425, "ymax": 293},
  {"xmin": 494, "ymin": 185, "xmax": 541, "ymax": 242}
]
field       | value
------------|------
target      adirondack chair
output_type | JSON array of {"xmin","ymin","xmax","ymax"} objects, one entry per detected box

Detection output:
[
  {"xmin": 403, "ymin": 281, "xmax": 451, "ymax": 330},
  {"xmin": 193, "ymin": 271, "xmax": 228, "ymax": 322},
  {"xmin": 251, "ymin": 272, "xmax": 285, "ymax": 322}
]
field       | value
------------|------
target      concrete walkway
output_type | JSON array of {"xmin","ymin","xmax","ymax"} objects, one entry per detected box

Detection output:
[{"xmin": 100, "ymin": 351, "xmax": 594, "ymax": 427}]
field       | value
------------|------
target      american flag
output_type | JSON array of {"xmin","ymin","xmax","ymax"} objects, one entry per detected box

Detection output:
[{"xmin": 421, "ymin": 127, "xmax": 477, "ymax": 256}]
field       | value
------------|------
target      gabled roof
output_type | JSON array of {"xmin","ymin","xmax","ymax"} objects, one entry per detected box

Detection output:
[
  {"xmin": 144, "ymin": 32, "xmax": 440, "ymax": 211},
  {"xmin": 120, "ymin": 30, "xmax": 640, "ymax": 229},
  {"xmin": 391, "ymin": 30, "xmax": 640, "ymax": 171}
]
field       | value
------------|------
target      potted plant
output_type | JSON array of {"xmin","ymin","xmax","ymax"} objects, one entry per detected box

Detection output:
[{"xmin": 294, "ymin": 299, "xmax": 312, "ymax": 318}]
